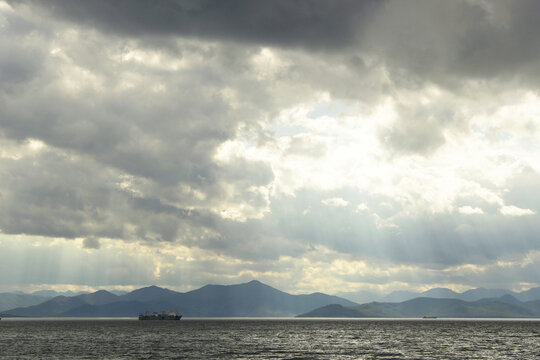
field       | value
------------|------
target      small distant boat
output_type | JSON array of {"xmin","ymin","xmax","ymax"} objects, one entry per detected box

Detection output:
[
  {"xmin": 138, "ymin": 310, "xmax": 182, "ymax": 320},
  {"xmin": 422, "ymin": 316, "xmax": 437, "ymax": 319}
]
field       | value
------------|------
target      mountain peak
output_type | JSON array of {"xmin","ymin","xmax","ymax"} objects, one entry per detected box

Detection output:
[
  {"xmin": 121, "ymin": 285, "xmax": 180, "ymax": 303},
  {"xmin": 129, "ymin": 285, "xmax": 169, "ymax": 294},
  {"xmin": 93, "ymin": 289, "xmax": 113, "ymax": 295},
  {"xmin": 497, "ymin": 294, "xmax": 522, "ymax": 304},
  {"xmin": 133, "ymin": 285, "xmax": 172, "ymax": 293}
]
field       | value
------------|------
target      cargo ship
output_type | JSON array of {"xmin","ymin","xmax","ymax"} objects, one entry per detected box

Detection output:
[{"xmin": 138, "ymin": 310, "xmax": 182, "ymax": 320}]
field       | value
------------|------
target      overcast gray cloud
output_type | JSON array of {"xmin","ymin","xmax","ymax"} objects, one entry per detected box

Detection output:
[
  {"xmin": 1, "ymin": 0, "xmax": 540, "ymax": 294},
  {"xmin": 11, "ymin": 0, "xmax": 382, "ymax": 50},
  {"xmin": 365, "ymin": 0, "xmax": 540, "ymax": 84}
]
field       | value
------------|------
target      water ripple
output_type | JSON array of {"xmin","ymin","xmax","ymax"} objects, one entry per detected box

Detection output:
[{"xmin": 1, "ymin": 319, "xmax": 539, "ymax": 359}]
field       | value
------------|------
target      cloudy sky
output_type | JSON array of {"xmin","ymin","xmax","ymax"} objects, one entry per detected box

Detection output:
[{"xmin": 1, "ymin": 0, "xmax": 540, "ymax": 296}]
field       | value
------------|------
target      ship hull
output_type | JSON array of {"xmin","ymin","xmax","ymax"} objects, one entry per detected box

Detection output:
[{"xmin": 138, "ymin": 315, "xmax": 182, "ymax": 320}]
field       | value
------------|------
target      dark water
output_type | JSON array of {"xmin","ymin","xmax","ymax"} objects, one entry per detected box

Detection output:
[{"xmin": 1, "ymin": 318, "xmax": 540, "ymax": 359}]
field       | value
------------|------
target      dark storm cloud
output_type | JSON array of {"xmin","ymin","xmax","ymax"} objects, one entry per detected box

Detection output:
[
  {"xmin": 10, "ymin": 0, "xmax": 540, "ymax": 83},
  {"xmin": 11, "ymin": 0, "xmax": 382, "ymax": 50},
  {"xmin": 366, "ymin": 0, "xmax": 540, "ymax": 83}
]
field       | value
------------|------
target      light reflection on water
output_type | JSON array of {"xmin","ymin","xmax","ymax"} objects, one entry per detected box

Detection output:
[{"xmin": 1, "ymin": 318, "xmax": 540, "ymax": 359}]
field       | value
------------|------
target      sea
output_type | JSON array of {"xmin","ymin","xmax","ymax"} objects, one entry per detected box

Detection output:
[{"xmin": 1, "ymin": 318, "xmax": 540, "ymax": 359}]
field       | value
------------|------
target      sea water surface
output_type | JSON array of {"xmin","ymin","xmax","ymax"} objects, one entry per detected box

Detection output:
[{"xmin": 1, "ymin": 318, "xmax": 540, "ymax": 359}]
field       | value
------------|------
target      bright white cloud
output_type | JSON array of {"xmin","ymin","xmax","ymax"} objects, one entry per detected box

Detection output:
[
  {"xmin": 458, "ymin": 206, "xmax": 484, "ymax": 215},
  {"xmin": 321, "ymin": 198, "xmax": 349, "ymax": 207},
  {"xmin": 500, "ymin": 205, "xmax": 535, "ymax": 217}
]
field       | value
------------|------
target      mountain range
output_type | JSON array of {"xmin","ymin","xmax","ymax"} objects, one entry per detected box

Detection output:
[
  {"xmin": 0, "ymin": 280, "xmax": 356, "ymax": 317},
  {"xmin": 4, "ymin": 281, "xmax": 540, "ymax": 318},
  {"xmin": 0, "ymin": 293, "xmax": 52, "ymax": 312},
  {"xmin": 298, "ymin": 295, "xmax": 540, "ymax": 318},
  {"xmin": 338, "ymin": 286, "xmax": 540, "ymax": 303}
]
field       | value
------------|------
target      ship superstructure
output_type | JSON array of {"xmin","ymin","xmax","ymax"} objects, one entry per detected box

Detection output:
[{"xmin": 138, "ymin": 310, "xmax": 182, "ymax": 320}]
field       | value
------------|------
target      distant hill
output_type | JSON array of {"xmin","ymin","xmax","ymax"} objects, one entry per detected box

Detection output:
[
  {"xmin": 379, "ymin": 290, "xmax": 418, "ymax": 303},
  {"xmin": 459, "ymin": 288, "xmax": 513, "ymax": 302},
  {"xmin": 380, "ymin": 288, "xmax": 461, "ymax": 303},
  {"xmin": 422, "ymin": 288, "xmax": 460, "ymax": 299},
  {"xmin": 1, "ymin": 280, "xmax": 356, "ymax": 317},
  {"xmin": 515, "ymin": 287, "xmax": 540, "ymax": 302},
  {"xmin": 0, "ymin": 293, "xmax": 52, "ymax": 312},
  {"xmin": 176, "ymin": 280, "xmax": 357, "ymax": 317},
  {"xmin": 3, "ymin": 290, "xmax": 120, "ymax": 317},
  {"xmin": 121, "ymin": 285, "xmax": 182, "ymax": 304},
  {"xmin": 31, "ymin": 290, "xmax": 86, "ymax": 297},
  {"xmin": 60, "ymin": 301, "xmax": 148, "ymax": 317},
  {"xmin": 5, "ymin": 296, "xmax": 88, "ymax": 317},
  {"xmin": 109, "ymin": 290, "xmax": 128, "ymax": 296},
  {"xmin": 298, "ymin": 296, "xmax": 540, "ymax": 318},
  {"xmin": 335, "ymin": 290, "xmax": 381, "ymax": 305},
  {"xmin": 362, "ymin": 286, "xmax": 540, "ymax": 304},
  {"xmin": 297, "ymin": 304, "xmax": 367, "ymax": 318}
]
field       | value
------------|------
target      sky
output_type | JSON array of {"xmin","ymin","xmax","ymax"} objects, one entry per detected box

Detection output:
[{"xmin": 1, "ymin": 0, "xmax": 540, "ymax": 296}]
